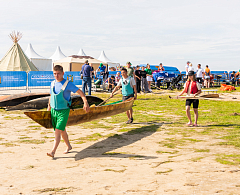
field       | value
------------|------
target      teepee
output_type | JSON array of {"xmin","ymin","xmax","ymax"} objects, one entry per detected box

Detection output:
[{"xmin": 0, "ymin": 31, "xmax": 38, "ymax": 72}]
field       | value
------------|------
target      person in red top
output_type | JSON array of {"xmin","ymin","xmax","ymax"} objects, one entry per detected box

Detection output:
[{"xmin": 177, "ymin": 71, "xmax": 201, "ymax": 126}]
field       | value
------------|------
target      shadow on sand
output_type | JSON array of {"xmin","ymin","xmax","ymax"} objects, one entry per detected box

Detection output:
[{"xmin": 70, "ymin": 123, "xmax": 164, "ymax": 161}]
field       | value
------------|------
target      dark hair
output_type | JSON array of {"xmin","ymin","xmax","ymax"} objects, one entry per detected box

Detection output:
[
  {"xmin": 53, "ymin": 65, "xmax": 63, "ymax": 72},
  {"xmin": 206, "ymin": 65, "xmax": 208, "ymax": 67},
  {"xmin": 121, "ymin": 67, "xmax": 127, "ymax": 72},
  {"xmin": 111, "ymin": 75, "xmax": 115, "ymax": 78},
  {"xmin": 198, "ymin": 64, "xmax": 201, "ymax": 66}
]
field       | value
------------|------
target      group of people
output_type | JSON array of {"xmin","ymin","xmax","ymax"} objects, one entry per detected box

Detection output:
[
  {"xmin": 230, "ymin": 70, "xmax": 240, "ymax": 86},
  {"xmin": 47, "ymin": 61, "xmax": 209, "ymax": 158},
  {"xmin": 186, "ymin": 61, "xmax": 214, "ymax": 88}
]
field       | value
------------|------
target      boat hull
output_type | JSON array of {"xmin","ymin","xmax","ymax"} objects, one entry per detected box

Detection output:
[
  {"xmin": 6, "ymin": 95, "xmax": 103, "ymax": 111},
  {"xmin": 24, "ymin": 98, "xmax": 134, "ymax": 129},
  {"xmin": 0, "ymin": 93, "xmax": 50, "ymax": 107}
]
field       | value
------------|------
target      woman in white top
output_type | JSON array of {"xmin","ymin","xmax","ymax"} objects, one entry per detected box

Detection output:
[{"xmin": 188, "ymin": 63, "xmax": 194, "ymax": 72}]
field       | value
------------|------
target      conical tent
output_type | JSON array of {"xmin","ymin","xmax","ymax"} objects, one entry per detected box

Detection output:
[
  {"xmin": 50, "ymin": 46, "xmax": 66, "ymax": 62},
  {"xmin": 25, "ymin": 43, "xmax": 44, "ymax": 58},
  {"xmin": 98, "ymin": 50, "xmax": 112, "ymax": 62},
  {"xmin": 0, "ymin": 32, "xmax": 38, "ymax": 72},
  {"xmin": 77, "ymin": 48, "xmax": 87, "ymax": 56},
  {"xmin": 98, "ymin": 50, "xmax": 120, "ymax": 69}
]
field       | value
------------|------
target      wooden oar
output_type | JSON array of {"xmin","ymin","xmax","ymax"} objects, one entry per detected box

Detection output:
[{"xmin": 97, "ymin": 89, "xmax": 122, "ymax": 107}]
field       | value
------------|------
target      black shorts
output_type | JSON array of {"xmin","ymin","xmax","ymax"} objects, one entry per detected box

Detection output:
[
  {"xmin": 196, "ymin": 77, "xmax": 203, "ymax": 83},
  {"xmin": 186, "ymin": 99, "xmax": 199, "ymax": 108},
  {"xmin": 122, "ymin": 94, "xmax": 134, "ymax": 102}
]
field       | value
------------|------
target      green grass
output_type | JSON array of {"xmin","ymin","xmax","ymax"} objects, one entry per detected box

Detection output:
[
  {"xmin": 216, "ymin": 154, "xmax": 240, "ymax": 166},
  {"xmin": 156, "ymin": 168, "xmax": 173, "ymax": 174}
]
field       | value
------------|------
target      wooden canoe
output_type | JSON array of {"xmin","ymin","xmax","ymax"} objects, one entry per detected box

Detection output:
[
  {"xmin": 169, "ymin": 93, "xmax": 219, "ymax": 99},
  {"xmin": 6, "ymin": 95, "xmax": 104, "ymax": 111},
  {"xmin": 0, "ymin": 93, "xmax": 50, "ymax": 107},
  {"xmin": 24, "ymin": 97, "xmax": 134, "ymax": 129}
]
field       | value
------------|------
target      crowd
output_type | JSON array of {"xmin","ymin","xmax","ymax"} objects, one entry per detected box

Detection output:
[{"xmin": 185, "ymin": 61, "xmax": 215, "ymax": 88}]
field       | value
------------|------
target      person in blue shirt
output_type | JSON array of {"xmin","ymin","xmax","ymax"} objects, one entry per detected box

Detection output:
[
  {"xmin": 47, "ymin": 65, "xmax": 90, "ymax": 158},
  {"xmin": 110, "ymin": 68, "xmax": 137, "ymax": 124},
  {"xmin": 97, "ymin": 63, "xmax": 107, "ymax": 90},
  {"xmin": 81, "ymin": 60, "xmax": 92, "ymax": 95}
]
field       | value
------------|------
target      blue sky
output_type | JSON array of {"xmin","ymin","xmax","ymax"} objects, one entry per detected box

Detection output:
[{"xmin": 0, "ymin": 0, "xmax": 240, "ymax": 71}]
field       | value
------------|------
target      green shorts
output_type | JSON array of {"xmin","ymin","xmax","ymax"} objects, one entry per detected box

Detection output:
[{"xmin": 51, "ymin": 108, "xmax": 70, "ymax": 131}]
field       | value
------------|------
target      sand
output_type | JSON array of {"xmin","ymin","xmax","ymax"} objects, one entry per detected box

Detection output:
[{"xmin": 0, "ymin": 90, "xmax": 240, "ymax": 195}]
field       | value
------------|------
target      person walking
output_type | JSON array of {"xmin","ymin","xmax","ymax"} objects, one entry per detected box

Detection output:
[
  {"xmin": 47, "ymin": 65, "xmax": 90, "ymax": 158},
  {"xmin": 185, "ymin": 61, "xmax": 190, "ymax": 79},
  {"xmin": 135, "ymin": 65, "xmax": 141, "ymax": 93},
  {"xmin": 81, "ymin": 60, "xmax": 92, "ymax": 95},
  {"xmin": 110, "ymin": 68, "xmax": 137, "ymax": 124},
  {"xmin": 177, "ymin": 70, "xmax": 201, "ymax": 127}
]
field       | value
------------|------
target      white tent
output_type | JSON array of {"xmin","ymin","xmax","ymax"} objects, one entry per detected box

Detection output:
[
  {"xmin": 25, "ymin": 43, "xmax": 52, "ymax": 71},
  {"xmin": 77, "ymin": 48, "xmax": 87, "ymax": 56},
  {"xmin": 98, "ymin": 50, "xmax": 120, "ymax": 68},
  {"xmin": 50, "ymin": 46, "xmax": 66, "ymax": 63}
]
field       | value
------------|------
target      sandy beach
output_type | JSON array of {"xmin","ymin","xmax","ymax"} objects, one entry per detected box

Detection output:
[{"xmin": 1, "ymin": 91, "xmax": 240, "ymax": 195}]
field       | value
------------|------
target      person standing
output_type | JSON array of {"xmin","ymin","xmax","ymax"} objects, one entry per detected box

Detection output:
[
  {"xmin": 110, "ymin": 68, "xmax": 137, "ymax": 124},
  {"xmin": 158, "ymin": 63, "xmax": 165, "ymax": 71},
  {"xmin": 126, "ymin": 61, "xmax": 136, "ymax": 79},
  {"xmin": 81, "ymin": 60, "xmax": 92, "ymax": 95},
  {"xmin": 145, "ymin": 64, "xmax": 153, "ymax": 92},
  {"xmin": 115, "ymin": 72, "xmax": 121, "ymax": 83},
  {"xmin": 135, "ymin": 65, "xmax": 141, "ymax": 93},
  {"xmin": 47, "ymin": 65, "xmax": 90, "ymax": 158},
  {"xmin": 204, "ymin": 65, "xmax": 211, "ymax": 88},
  {"xmin": 196, "ymin": 64, "xmax": 204, "ymax": 86},
  {"xmin": 188, "ymin": 63, "xmax": 194, "ymax": 72},
  {"xmin": 177, "ymin": 71, "xmax": 201, "ymax": 127},
  {"xmin": 185, "ymin": 61, "xmax": 190, "ymax": 78},
  {"xmin": 97, "ymin": 63, "xmax": 107, "ymax": 90},
  {"xmin": 140, "ymin": 66, "xmax": 149, "ymax": 92}
]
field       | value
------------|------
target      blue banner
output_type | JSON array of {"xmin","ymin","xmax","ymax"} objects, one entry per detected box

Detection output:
[
  {"xmin": 64, "ymin": 71, "xmax": 82, "ymax": 85},
  {"xmin": 28, "ymin": 71, "xmax": 54, "ymax": 87},
  {"xmin": 0, "ymin": 71, "xmax": 27, "ymax": 87}
]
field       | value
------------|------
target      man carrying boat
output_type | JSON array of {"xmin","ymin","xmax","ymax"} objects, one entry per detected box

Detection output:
[
  {"xmin": 47, "ymin": 65, "xmax": 90, "ymax": 158},
  {"xmin": 177, "ymin": 71, "xmax": 201, "ymax": 127},
  {"xmin": 110, "ymin": 68, "xmax": 137, "ymax": 124}
]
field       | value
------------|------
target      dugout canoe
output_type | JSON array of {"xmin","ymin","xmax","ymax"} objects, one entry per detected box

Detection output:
[
  {"xmin": 6, "ymin": 95, "xmax": 104, "ymax": 111},
  {"xmin": 24, "ymin": 97, "xmax": 134, "ymax": 129},
  {"xmin": 0, "ymin": 93, "xmax": 50, "ymax": 107}
]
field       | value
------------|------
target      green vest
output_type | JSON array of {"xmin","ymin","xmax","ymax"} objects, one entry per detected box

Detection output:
[
  {"xmin": 122, "ymin": 77, "xmax": 134, "ymax": 96},
  {"xmin": 50, "ymin": 80, "xmax": 71, "ymax": 110}
]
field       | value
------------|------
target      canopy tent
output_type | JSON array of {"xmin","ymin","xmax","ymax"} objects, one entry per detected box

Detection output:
[
  {"xmin": 0, "ymin": 32, "xmax": 38, "ymax": 72},
  {"xmin": 53, "ymin": 55, "xmax": 107, "ymax": 71},
  {"xmin": 98, "ymin": 50, "xmax": 120, "ymax": 69},
  {"xmin": 25, "ymin": 43, "xmax": 52, "ymax": 71},
  {"xmin": 77, "ymin": 48, "xmax": 87, "ymax": 56},
  {"xmin": 49, "ymin": 46, "xmax": 66, "ymax": 63}
]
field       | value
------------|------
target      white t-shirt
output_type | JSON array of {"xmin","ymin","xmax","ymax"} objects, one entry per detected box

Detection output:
[
  {"xmin": 117, "ymin": 76, "xmax": 136, "ymax": 88},
  {"xmin": 196, "ymin": 68, "xmax": 203, "ymax": 78},
  {"xmin": 185, "ymin": 65, "xmax": 189, "ymax": 75},
  {"xmin": 183, "ymin": 81, "xmax": 201, "ymax": 96},
  {"xmin": 188, "ymin": 67, "xmax": 194, "ymax": 72}
]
